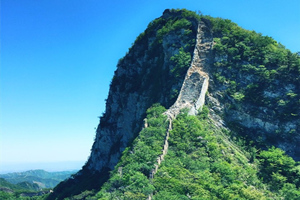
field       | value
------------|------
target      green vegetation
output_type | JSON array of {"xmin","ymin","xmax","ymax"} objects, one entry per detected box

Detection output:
[
  {"xmin": 94, "ymin": 104, "xmax": 168, "ymax": 199},
  {"xmin": 0, "ymin": 178, "xmax": 49, "ymax": 200},
  {"xmin": 110, "ymin": 9, "xmax": 198, "ymax": 108},
  {"xmin": 203, "ymin": 15, "xmax": 300, "ymax": 156},
  {"xmin": 206, "ymin": 16, "xmax": 300, "ymax": 123},
  {"xmin": 0, "ymin": 178, "xmax": 39, "ymax": 191},
  {"xmin": 0, "ymin": 170, "xmax": 76, "ymax": 189},
  {"xmin": 49, "ymin": 9, "xmax": 300, "ymax": 199},
  {"xmin": 48, "ymin": 9, "xmax": 203, "ymax": 200},
  {"xmin": 258, "ymin": 147, "xmax": 300, "ymax": 192},
  {"xmin": 152, "ymin": 110, "xmax": 267, "ymax": 199},
  {"xmin": 76, "ymin": 106, "xmax": 300, "ymax": 199},
  {"xmin": 170, "ymin": 47, "xmax": 191, "ymax": 79},
  {"xmin": 0, "ymin": 170, "xmax": 77, "ymax": 200}
]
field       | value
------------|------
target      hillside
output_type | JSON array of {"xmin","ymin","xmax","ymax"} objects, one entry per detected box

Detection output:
[
  {"xmin": 0, "ymin": 177, "xmax": 48, "ymax": 199},
  {"xmin": 0, "ymin": 177, "xmax": 39, "ymax": 192},
  {"xmin": 94, "ymin": 105, "xmax": 300, "ymax": 199},
  {"xmin": 47, "ymin": 9, "xmax": 300, "ymax": 200},
  {"xmin": 0, "ymin": 169, "xmax": 77, "ymax": 189},
  {"xmin": 0, "ymin": 170, "xmax": 77, "ymax": 199}
]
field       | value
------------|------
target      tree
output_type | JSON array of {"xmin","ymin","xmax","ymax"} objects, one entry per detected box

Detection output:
[
  {"xmin": 170, "ymin": 47, "xmax": 191, "ymax": 78},
  {"xmin": 258, "ymin": 147, "xmax": 296, "ymax": 188}
]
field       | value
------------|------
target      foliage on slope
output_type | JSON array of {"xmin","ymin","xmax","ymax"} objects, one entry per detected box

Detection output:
[
  {"xmin": 204, "ymin": 15, "xmax": 300, "ymax": 155},
  {"xmin": 109, "ymin": 8, "xmax": 199, "ymax": 109},
  {"xmin": 74, "ymin": 106, "xmax": 300, "ymax": 200},
  {"xmin": 209, "ymin": 16, "xmax": 300, "ymax": 119},
  {"xmin": 93, "ymin": 104, "xmax": 168, "ymax": 199},
  {"xmin": 51, "ymin": 9, "xmax": 300, "ymax": 199},
  {"xmin": 0, "ymin": 178, "xmax": 38, "ymax": 191},
  {"xmin": 0, "ymin": 170, "xmax": 76, "ymax": 189},
  {"xmin": 152, "ymin": 109, "xmax": 300, "ymax": 199},
  {"xmin": 0, "ymin": 170, "xmax": 76, "ymax": 200},
  {"xmin": 0, "ymin": 178, "xmax": 49, "ymax": 200},
  {"xmin": 91, "ymin": 12, "xmax": 300, "ymax": 198}
]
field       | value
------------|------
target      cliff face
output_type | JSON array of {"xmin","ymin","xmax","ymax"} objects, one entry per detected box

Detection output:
[
  {"xmin": 50, "ymin": 9, "xmax": 300, "ymax": 199},
  {"xmin": 207, "ymin": 63, "xmax": 300, "ymax": 160}
]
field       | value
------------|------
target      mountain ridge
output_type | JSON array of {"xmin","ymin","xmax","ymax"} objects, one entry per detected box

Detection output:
[{"xmin": 0, "ymin": 169, "xmax": 76, "ymax": 189}]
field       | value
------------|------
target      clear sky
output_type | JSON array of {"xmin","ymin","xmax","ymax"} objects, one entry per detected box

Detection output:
[{"xmin": 1, "ymin": 0, "xmax": 299, "ymax": 173}]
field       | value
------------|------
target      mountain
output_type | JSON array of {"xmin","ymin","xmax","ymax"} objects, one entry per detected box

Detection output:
[
  {"xmin": 0, "ymin": 177, "xmax": 40, "ymax": 191},
  {"xmin": 49, "ymin": 9, "xmax": 300, "ymax": 199},
  {"xmin": 0, "ymin": 177, "xmax": 49, "ymax": 199},
  {"xmin": 0, "ymin": 169, "xmax": 76, "ymax": 189}
]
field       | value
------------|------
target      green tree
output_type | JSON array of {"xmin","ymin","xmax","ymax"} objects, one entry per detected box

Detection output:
[
  {"xmin": 170, "ymin": 47, "xmax": 191, "ymax": 78},
  {"xmin": 258, "ymin": 147, "xmax": 296, "ymax": 188}
]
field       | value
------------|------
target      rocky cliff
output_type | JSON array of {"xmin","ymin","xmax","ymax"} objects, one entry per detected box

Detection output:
[
  {"xmin": 86, "ymin": 10, "xmax": 201, "ymax": 173},
  {"xmin": 49, "ymin": 9, "xmax": 300, "ymax": 199}
]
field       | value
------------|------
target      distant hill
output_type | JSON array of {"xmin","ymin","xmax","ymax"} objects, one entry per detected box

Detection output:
[
  {"xmin": 0, "ymin": 169, "xmax": 76, "ymax": 189},
  {"xmin": 0, "ymin": 177, "xmax": 39, "ymax": 191},
  {"xmin": 0, "ymin": 177, "xmax": 51, "ymax": 199}
]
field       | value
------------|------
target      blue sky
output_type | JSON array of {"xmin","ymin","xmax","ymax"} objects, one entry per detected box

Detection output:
[{"xmin": 1, "ymin": 0, "xmax": 299, "ymax": 172}]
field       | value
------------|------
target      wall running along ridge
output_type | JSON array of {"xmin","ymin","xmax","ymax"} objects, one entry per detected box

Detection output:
[
  {"xmin": 148, "ymin": 20, "xmax": 213, "ymax": 200},
  {"xmin": 165, "ymin": 20, "xmax": 213, "ymax": 119}
]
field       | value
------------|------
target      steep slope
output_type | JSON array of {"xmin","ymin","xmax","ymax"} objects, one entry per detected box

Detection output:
[
  {"xmin": 49, "ymin": 9, "xmax": 300, "ymax": 200},
  {"xmin": 86, "ymin": 10, "xmax": 201, "ymax": 174},
  {"xmin": 89, "ymin": 108, "xmax": 299, "ymax": 199}
]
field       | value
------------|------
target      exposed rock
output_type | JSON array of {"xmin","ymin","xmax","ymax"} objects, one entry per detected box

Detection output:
[{"xmin": 166, "ymin": 20, "xmax": 213, "ymax": 118}]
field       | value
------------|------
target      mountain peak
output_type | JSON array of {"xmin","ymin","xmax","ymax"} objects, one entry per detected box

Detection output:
[{"xmin": 48, "ymin": 9, "xmax": 300, "ymax": 199}]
